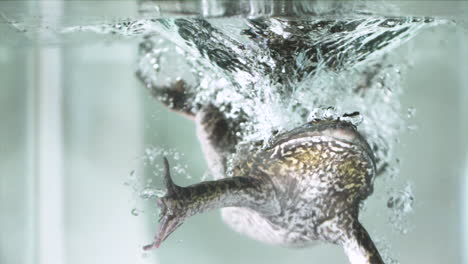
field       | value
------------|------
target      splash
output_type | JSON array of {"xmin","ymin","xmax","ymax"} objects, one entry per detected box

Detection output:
[{"xmin": 135, "ymin": 14, "xmax": 444, "ymax": 177}]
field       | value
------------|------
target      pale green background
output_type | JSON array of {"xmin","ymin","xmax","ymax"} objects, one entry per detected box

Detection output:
[{"xmin": 1, "ymin": 1, "xmax": 468, "ymax": 264}]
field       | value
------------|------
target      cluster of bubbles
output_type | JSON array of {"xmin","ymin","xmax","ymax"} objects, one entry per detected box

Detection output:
[
  {"xmin": 124, "ymin": 147, "xmax": 190, "ymax": 217},
  {"xmin": 135, "ymin": 14, "xmax": 443, "ymax": 177},
  {"xmin": 387, "ymin": 183, "xmax": 415, "ymax": 234}
]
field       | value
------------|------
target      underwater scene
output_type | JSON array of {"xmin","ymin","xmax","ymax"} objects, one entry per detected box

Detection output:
[{"xmin": 1, "ymin": 1, "xmax": 468, "ymax": 264}]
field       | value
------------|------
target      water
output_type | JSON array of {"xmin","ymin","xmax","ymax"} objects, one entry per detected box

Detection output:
[{"xmin": 0, "ymin": 1, "xmax": 467, "ymax": 264}]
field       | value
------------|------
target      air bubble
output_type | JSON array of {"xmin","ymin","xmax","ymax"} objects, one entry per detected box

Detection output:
[
  {"xmin": 131, "ymin": 208, "xmax": 142, "ymax": 216},
  {"xmin": 141, "ymin": 252, "xmax": 150, "ymax": 259},
  {"xmin": 407, "ymin": 107, "xmax": 416, "ymax": 118},
  {"xmin": 139, "ymin": 187, "xmax": 166, "ymax": 200},
  {"xmin": 387, "ymin": 185, "xmax": 414, "ymax": 213},
  {"xmin": 387, "ymin": 184, "xmax": 414, "ymax": 234}
]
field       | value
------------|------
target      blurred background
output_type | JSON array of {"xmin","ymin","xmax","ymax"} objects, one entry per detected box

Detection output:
[{"xmin": 0, "ymin": 1, "xmax": 467, "ymax": 264}]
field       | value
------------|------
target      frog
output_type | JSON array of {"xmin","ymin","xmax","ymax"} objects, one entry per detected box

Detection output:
[{"xmin": 136, "ymin": 73, "xmax": 384, "ymax": 264}]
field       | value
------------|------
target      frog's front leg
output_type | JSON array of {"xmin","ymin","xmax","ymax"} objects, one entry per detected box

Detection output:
[
  {"xmin": 195, "ymin": 104, "xmax": 242, "ymax": 179},
  {"xmin": 143, "ymin": 157, "xmax": 279, "ymax": 250},
  {"xmin": 136, "ymin": 70, "xmax": 195, "ymax": 119}
]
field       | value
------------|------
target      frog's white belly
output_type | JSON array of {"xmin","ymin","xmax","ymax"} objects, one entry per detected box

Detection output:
[{"xmin": 221, "ymin": 207, "xmax": 319, "ymax": 247}]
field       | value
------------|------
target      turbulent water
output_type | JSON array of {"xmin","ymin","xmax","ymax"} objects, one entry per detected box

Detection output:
[
  {"xmin": 134, "ymin": 15, "xmax": 442, "ymax": 176},
  {"xmin": 12, "ymin": 10, "xmax": 442, "ymax": 176}
]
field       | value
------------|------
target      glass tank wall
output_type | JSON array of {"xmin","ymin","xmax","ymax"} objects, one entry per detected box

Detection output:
[{"xmin": 0, "ymin": 1, "xmax": 467, "ymax": 264}]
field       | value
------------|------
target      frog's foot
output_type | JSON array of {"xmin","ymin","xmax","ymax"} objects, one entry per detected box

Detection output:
[
  {"xmin": 142, "ymin": 198, "xmax": 183, "ymax": 250},
  {"xmin": 136, "ymin": 70, "xmax": 195, "ymax": 118},
  {"xmin": 143, "ymin": 157, "xmax": 186, "ymax": 250}
]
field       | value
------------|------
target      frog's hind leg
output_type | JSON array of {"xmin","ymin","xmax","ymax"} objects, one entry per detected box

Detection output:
[
  {"xmin": 136, "ymin": 70, "xmax": 195, "ymax": 119},
  {"xmin": 143, "ymin": 157, "xmax": 279, "ymax": 250}
]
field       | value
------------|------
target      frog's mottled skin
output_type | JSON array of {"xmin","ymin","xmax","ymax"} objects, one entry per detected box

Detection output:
[{"xmin": 137, "ymin": 74, "xmax": 384, "ymax": 264}]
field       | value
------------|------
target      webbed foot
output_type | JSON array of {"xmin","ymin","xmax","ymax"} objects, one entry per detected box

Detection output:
[{"xmin": 143, "ymin": 157, "xmax": 187, "ymax": 250}]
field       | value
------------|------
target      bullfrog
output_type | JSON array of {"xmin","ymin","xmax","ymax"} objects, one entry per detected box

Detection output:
[{"xmin": 136, "ymin": 75, "xmax": 384, "ymax": 264}]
